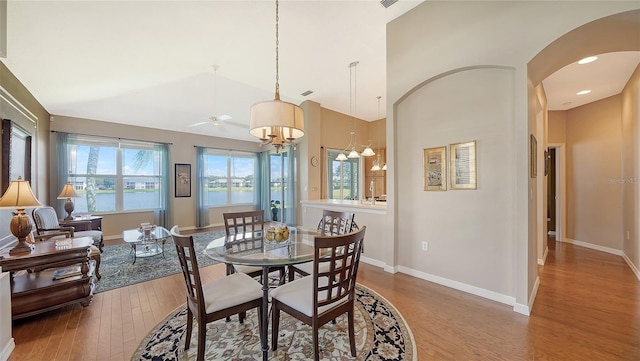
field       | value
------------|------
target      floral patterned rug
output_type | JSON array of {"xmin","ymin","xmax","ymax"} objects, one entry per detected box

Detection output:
[{"xmin": 131, "ymin": 284, "xmax": 416, "ymax": 361}]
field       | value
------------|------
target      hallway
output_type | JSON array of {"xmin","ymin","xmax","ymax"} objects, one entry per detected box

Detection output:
[{"xmin": 529, "ymin": 239, "xmax": 640, "ymax": 360}]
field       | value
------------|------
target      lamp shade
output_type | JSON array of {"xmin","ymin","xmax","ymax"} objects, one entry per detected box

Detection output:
[
  {"xmin": 335, "ymin": 153, "xmax": 348, "ymax": 161},
  {"xmin": 347, "ymin": 150, "xmax": 360, "ymax": 159},
  {"xmin": 57, "ymin": 183, "xmax": 79, "ymax": 199},
  {"xmin": 361, "ymin": 146, "xmax": 375, "ymax": 157},
  {"xmin": 250, "ymin": 99, "xmax": 305, "ymax": 141},
  {"xmin": 0, "ymin": 178, "xmax": 42, "ymax": 209}
]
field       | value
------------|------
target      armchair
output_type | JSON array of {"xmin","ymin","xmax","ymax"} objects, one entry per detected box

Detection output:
[
  {"xmin": 26, "ymin": 213, "xmax": 101, "ymax": 279},
  {"xmin": 32, "ymin": 206, "xmax": 104, "ymax": 252}
]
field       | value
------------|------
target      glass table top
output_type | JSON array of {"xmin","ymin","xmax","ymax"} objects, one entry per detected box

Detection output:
[
  {"xmin": 204, "ymin": 226, "xmax": 320, "ymax": 267},
  {"xmin": 122, "ymin": 226, "xmax": 171, "ymax": 244}
]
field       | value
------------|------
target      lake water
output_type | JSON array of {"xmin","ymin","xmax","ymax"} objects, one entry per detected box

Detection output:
[{"xmin": 73, "ymin": 191, "xmax": 256, "ymax": 212}]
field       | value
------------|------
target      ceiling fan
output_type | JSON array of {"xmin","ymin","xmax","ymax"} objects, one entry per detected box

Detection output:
[
  {"xmin": 186, "ymin": 64, "xmax": 249, "ymax": 130},
  {"xmin": 187, "ymin": 115, "xmax": 248, "ymax": 129}
]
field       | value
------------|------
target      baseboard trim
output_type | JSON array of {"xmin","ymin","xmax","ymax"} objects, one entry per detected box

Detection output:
[
  {"xmin": 515, "ymin": 275, "xmax": 540, "ymax": 316},
  {"xmin": 564, "ymin": 238, "xmax": 622, "ymax": 256},
  {"xmin": 0, "ymin": 338, "xmax": 15, "ymax": 361},
  {"xmin": 360, "ymin": 256, "xmax": 386, "ymax": 269},
  {"xmin": 622, "ymin": 253, "xmax": 640, "ymax": 281},
  {"xmin": 537, "ymin": 246, "xmax": 549, "ymax": 266},
  {"xmin": 396, "ymin": 265, "xmax": 517, "ymax": 310}
]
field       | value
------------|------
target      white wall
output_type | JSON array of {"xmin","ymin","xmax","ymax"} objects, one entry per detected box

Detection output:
[
  {"xmin": 622, "ymin": 65, "xmax": 640, "ymax": 278},
  {"xmin": 0, "ymin": 271, "xmax": 14, "ymax": 361},
  {"xmin": 387, "ymin": 1, "xmax": 639, "ymax": 312},
  {"xmin": 396, "ymin": 67, "xmax": 515, "ymax": 299}
]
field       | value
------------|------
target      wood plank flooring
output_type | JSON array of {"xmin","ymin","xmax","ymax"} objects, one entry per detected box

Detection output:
[{"xmin": 7, "ymin": 238, "xmax": 640, "ymax": 361}]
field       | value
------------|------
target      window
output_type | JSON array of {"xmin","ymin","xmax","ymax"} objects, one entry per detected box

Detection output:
[
  {"xmin": 199, "ymin": 149, "xmax": 257, "ymax": 206},
  {"xmin": 326, "ymin": 149, "xmax": 359, "ymax": 200},
  {"xmin": 64, "ymin": 136, "xmax": 166, "ymax": 213},
  {"xmin": 269, "ymin": 151, "xmax": 290, "ymax": 222}
]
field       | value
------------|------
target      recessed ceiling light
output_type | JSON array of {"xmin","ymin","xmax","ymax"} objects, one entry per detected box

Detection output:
[
  {"xmin": 576, "ymin": 90, "xmax": 591, "ymax": 95},
  {"xmin": 578, "ymin": 56, "xmax": 598, "ymax": 64}
]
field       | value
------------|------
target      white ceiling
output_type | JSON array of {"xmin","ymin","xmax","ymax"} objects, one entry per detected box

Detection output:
[
  {"xmin": 543, "ymin": 51, "xmax": 640, "ymax": 111},
  {"xmin": 2, "ymin": 1, "xmax": 638, "ymax": 143}
]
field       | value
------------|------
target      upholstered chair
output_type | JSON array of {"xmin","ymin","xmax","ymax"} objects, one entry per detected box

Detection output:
[
  {"xmin": 170, "ymin": 225, "xmax": 263, "ymax": 361},
  {"xmin": 288, "ymin": 210, "xmax": 358, "ymax": 281},
  {"xmin": 271, "ymin": 226, "xmax": 366, "ymax": 361},
  {"xmin": 32, "ymin": 206, "xmax": 104, "ymax": 251}
]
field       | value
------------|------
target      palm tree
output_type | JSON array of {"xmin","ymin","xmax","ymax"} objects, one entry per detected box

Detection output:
[
  {"xmin": 86, "ymin": 146, "xmax": 99, "ymax": 212},
  {"xmin": 85, "ymin": 147, "xmax": 153, "ymax": 212}
]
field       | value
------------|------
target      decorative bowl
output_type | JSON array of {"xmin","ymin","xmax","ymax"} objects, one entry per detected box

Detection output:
[{"xmin": 265, "ymin": 225, "xmax": 290, "ymax": 243}]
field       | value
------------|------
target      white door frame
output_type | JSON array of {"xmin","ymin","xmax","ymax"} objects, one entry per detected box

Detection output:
[{"xmin": 549, "ymin": 143, "xmax": 565, "ymax": 243}]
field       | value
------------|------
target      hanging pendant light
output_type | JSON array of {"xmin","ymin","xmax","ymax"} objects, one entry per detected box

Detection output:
[
  {"xmin": 336, "ymin": 61, "xmax": 374, "ymax": 161},
  {"xmin": 249, "ymin": 0, "xmax": 304, "ymax": 152},
  {"xmin": 370, "ymin": 96, "xmax": 385, "ymax": 171}
]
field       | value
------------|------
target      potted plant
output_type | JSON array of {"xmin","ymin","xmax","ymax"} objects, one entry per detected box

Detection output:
[{"xmin": 270, "ymin": 200, "xmax": 281, "ymax": 221}]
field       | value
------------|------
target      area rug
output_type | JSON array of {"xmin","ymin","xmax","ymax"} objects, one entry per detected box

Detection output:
[
  {"xmin": 131, "ymin": 284, "xmax": 416, "ymax": 361},
  {"xmin": 94, "ymin": 230, "xmax": 225, "ymax": 293}
]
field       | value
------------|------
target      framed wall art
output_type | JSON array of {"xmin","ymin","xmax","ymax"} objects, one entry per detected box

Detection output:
[
  {"xmin": 175, "ymin": 163, "xmax": 191, "ymax": 197},
  {"xmin": 449, "ymin": 140, "xmax": 477, "ymax": 190},
  {"xmin": 530, "ymin": 134, "xmax": 537, "ymax": 178},
  {"xmin": 424, "ymin": 146, "xmax": 447, "ymax": 191}
]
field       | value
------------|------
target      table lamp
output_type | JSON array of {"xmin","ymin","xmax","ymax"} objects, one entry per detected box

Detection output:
[
  {"xmin": 57, "ymin": 182, "xmax": 79, "ymax": 220},
  {"xmin": 0, "ymin": 177, "xmax": 43, "ymax": 254}
]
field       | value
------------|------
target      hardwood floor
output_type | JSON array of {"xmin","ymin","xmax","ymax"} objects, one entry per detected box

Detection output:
[{"xmin": 7, "ymin": 238, "xmax": 640, "ymax": 361}]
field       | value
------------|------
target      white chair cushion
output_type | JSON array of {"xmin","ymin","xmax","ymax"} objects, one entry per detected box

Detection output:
[
  {"xmin": 292, "ymin": 261, "xmax": 313, "ymax": 275},
  {"xmin": 270, "ymin": 276, "xmax": 348, "ymax": 317},
  {"xmin": 202, "ymin": 272, "xmax": 262, "ymax": 314},
  {"xmin": 75, "ymin": 230, "xmax": 102, "ymax": 243},
  {"xmin": 234, "ymin": 265, "xmax": 263, "ymax": 274}
]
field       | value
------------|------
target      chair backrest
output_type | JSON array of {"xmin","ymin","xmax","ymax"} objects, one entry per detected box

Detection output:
[
  {"xmin": 170, "ymin": 225, "xmax": 206, "ymax": 315},
  {"xmin": 313, "ymin": 226, "xmax": 366, "ymax": 315},
  {"xmin": 223, "ymin": 210, "xmax": 265, "ymax": 236},
  {"xmin": 317, "ymin": 210, "xmax": 358, "ymax": 236},
  {"xmin": 32, "ymin": 206, "xmax": 62, "ymax": 234}
]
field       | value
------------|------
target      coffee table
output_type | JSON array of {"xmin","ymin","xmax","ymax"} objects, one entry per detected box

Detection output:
[{"xmin": 122, "ymin": 226, "xmax": 171, "ymax": 264}]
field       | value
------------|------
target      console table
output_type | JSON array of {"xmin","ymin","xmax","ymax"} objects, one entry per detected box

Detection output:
[
  {"xmin": 0, "ymin": 237, "xmax": 95, "ymax": 320},
  {"xmin": 59, "ymin": 216, "xmax": 102, "ymax": 232}
]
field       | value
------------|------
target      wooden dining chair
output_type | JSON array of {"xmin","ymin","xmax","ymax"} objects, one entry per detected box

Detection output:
[
  {"xmin": 170, "ymin": 225, "xmax": 263, "ymax": 361},
  {"xmin": 271, "ymin": 226, "xmax": 366, "ymax": 361},
  {"xmin": 288, "ymin": 210, "xmax": 358, "ymax": 281},
  {"xmin": 223, "ymin": 210, "xmax": 285, "ymax": 284}
]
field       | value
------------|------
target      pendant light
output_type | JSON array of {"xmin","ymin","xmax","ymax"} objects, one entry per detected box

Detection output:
[
  {"xmin": 371, "ymin": 96, "xmax": 385, "ymax": 171},
  {"xmin": 249, "ymin": 0, "xmax": 304, "ymax": 151},
  {"xmin": 336, "ymin": 61, "xmax": 375, "ymax": 161}
]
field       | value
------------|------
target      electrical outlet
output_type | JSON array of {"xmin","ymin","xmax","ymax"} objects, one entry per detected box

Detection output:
[{"xmin": 422, "ymin": 242, "xmax": 428, "ymax": 251}]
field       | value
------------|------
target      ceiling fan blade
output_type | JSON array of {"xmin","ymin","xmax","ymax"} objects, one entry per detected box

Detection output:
[{"xmin": 187, "ymin": 121, "xmax": 209, "ymax": 128}]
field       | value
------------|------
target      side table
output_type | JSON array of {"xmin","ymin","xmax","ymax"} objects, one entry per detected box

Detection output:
[
  {"xmin": 0, "ymin": 237, "xmax": 95, "ymax": 320},
  {"xmin": 59, "ymin": 216, "xmax": 102, "ymax": 232}
]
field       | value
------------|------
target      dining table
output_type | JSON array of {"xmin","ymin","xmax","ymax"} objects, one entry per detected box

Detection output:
[{"xmin": 203, "ymin": 224, "xmax": 320, "ymax": 361}]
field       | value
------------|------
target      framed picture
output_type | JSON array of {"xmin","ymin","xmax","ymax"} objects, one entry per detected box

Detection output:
[
  {"xmin": 544, "ymin": 148, "xmax": 549, "ymax": 176},
  {"xmin": 175, "ymin": 163, "xmax": 191, "ymax": 197},
  {"xmin": 530, "ymin": 135, "xmax": 537, "ymax": 178},
  {"xmin": 424, "ymin": 146, "xmax": 447, "ymax": 191},
  {"xmin": 449, "ymin": 140, "xmax": 477, "ymax": 190}
]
